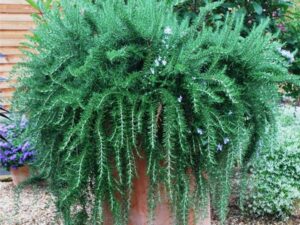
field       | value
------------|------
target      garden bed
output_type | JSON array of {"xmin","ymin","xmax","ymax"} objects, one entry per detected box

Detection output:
[{"xmin": 0, "ymin": 181, "xmax": 299, "ymax": 225}]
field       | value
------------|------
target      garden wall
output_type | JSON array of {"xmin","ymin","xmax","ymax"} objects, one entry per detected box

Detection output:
[{"xmin": 0, "ymin": 0, "xmax": 36, "ymax": 109}]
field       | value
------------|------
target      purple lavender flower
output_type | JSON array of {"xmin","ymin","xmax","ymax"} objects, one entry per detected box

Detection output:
[
  {"xmin": 9, "ymin": 155, "xmax": 17, "ymax": 160},
  {"xmin": 0, "ymin": 142, "xmax": 10, "ymax": 148},
  {"xmin": 0, "ymin": 154, "xmax": 5, "ymax": 160},
  {"xmin": 12, "ymin": 147, "xmax": 20, "ymax": 153},
  {"xmin": 23, "ymin": 152, "xmax": 29, "ymax": 159},
  {"xmin": 0, "ymin": 119, "xmax": 35, "ymax": 170},
  {"xmin": 19, "ymin": 159, "xmax": 24, "ymax": 165},
  {"xmin": 21, "ymin": 141, "xmax": 30, "ymax": 152},
  {"xmin": 6, "ymin": 124, "xmax": 15, "ymax": 130},
  {"xmin": 4, "ymin": 150, "xmax": 11, "ymax": 155}
]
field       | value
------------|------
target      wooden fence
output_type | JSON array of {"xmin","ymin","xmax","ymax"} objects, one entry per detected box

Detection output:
[{"xmin": 0, "ymin": 0, "xmax": 36, "ymax": 109}]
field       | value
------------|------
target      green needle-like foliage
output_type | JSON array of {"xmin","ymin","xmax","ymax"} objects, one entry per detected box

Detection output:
[{"xmin": 13, "ymin": 0, "xmax": 300, "ymax": 224}]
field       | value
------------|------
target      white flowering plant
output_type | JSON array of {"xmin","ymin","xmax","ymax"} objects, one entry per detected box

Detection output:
[
  {"xmin": 13, "ymin": 0, "xmax": 300, "ymax": 224},
  {"xmin": 246, "ymin": 107, "xmax": 300, "ymax": 219}
]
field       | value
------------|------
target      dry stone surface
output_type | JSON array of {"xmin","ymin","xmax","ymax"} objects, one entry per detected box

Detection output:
[{"xmin": 0, "ymin": 182, "xmax": 62, "ymax": 225}]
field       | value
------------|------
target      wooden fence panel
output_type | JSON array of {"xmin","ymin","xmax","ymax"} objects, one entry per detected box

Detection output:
[{"xmin": 0, "ymin": 0, "xmax": 35, "ymax": 109}]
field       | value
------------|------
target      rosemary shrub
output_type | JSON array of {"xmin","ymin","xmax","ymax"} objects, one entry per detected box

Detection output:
[{"xmin": 13, "ymin": 0, "xmax": 300, "ymax": 224}]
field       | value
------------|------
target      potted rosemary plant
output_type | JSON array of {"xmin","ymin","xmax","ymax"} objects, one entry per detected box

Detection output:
[
  {"xmin": 0, "ymin": 116, "xmax": 35, "ymax": 185},
  {"xmin": 13, "ymin": 0, "xmax": 299, "ymax": 224}
]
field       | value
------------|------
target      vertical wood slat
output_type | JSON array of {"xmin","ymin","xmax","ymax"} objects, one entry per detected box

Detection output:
[{"xmin": 0, "ymin": 0, "xmax": 34, "ymax": 108}]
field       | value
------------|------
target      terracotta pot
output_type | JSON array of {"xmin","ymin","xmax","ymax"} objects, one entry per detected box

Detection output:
[
  {"xmin": 104, "ymin": 157, "xmax": 211, "ymax": 225},
  {"xmin": 10, "ymin": 165, "xmax": 30, "ymax": 186}
]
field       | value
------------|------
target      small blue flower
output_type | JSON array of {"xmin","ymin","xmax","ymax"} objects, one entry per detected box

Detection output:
[
  {"xmin": 178, "ymin": 95, "xmax": 183, "ymax": 103},
  {"xmin": 164, "ymin": 26, "xmax": 172, "ymax": 35},
  {"xmin": 217, "ymin": 144, "xmax": 223, "ymax": 152},
  {"xmin": 196, "ymin": 128, "xmax": 203, "ymax": 135},
  {"xmin": 154, "ymin": 59, "xmax": 160, "ymax": 67},
  {"xmin": 150, "ymin": 68, "xmax": 155, "ymax": 75},
  {"xmin": 224, "ymin": 137, "xmax": 230, "ymax": 145},
  {"xmin": 20, "ymin": 115, "xmax": 28, "ymax": 129},
  {"xmin": 277, "ymin": 48, "xmax": 295, "ymax": 63}
]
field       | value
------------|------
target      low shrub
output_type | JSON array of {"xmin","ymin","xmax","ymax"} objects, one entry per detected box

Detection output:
[
  {"xmin": 279, "ymin": 4, "xmax": 300, "ymax": 101},
  {"xmin": 246, "ymin": 107, "xmax": 300, "ymax": 219},
  {"xmin": 174, "ymin": 0, "xmax": 292, "ymax": 32}
]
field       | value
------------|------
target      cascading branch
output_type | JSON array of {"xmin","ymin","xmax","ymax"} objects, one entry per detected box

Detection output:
[{"xmin": 13, "ymin": 0, "xmax": 300, "ymax": 224}]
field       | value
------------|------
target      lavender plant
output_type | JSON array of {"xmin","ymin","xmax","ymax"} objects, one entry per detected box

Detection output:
[{"xmin": 0, "ymin": 116, "xmax": 35, "ymax": 170}]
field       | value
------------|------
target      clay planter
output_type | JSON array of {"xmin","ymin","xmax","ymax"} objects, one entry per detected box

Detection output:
[
  {"xmin": 104, "ymin": 157, "xmax": 211, "ymax": 225},
  {"xmin": 10, "ymin": 165, "xmax": 30, "ymax": 186}
]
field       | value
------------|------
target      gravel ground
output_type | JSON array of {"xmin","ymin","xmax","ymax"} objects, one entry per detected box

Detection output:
[
  {"xmin": 1, "ymin": 181, "xmax": 299, "ymax": 225},
  {"xmin": 0, "ymin": 182, "xmax": 62, "ymax": 225}
]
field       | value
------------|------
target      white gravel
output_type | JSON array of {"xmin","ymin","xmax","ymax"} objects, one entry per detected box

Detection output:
[{"xmin": 0, "ymin": 182, "xmax": 62, "ymax": 225}]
